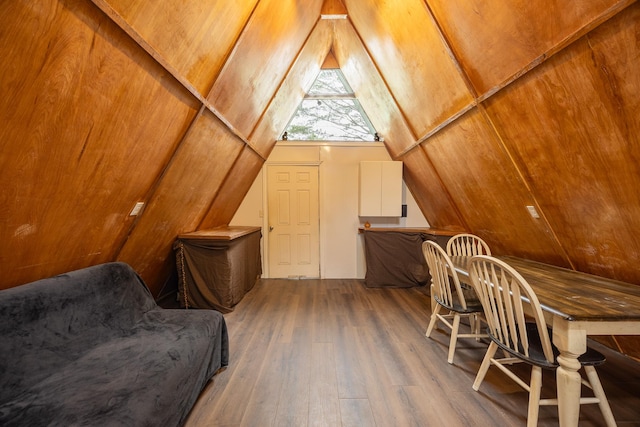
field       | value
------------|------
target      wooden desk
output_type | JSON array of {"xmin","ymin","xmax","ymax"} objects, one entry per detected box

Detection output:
[
  {"xmin": 178, "ymin": 225, "xmax": 260, "ymax": 240},
  {"xmin": 359, "ymin": 228, "xmax": 458, "ymax": 288},
  {"xmin": 174, "ymin": 226, "xmax": 262, "ymax": 313},
  {"xmin": 450, "ymin": 255, "xmax": 640, "ymax": 427}
]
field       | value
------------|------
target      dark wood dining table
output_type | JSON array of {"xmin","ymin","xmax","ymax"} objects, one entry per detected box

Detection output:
[{"xmin": 449, "ymin": 255, "xmax": 640, "ymax": 427}]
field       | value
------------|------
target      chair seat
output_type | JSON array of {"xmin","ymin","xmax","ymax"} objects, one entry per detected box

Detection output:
[
  {"xmin": 435, "ymin": 295, "xmax": 483, "ymax": 314},
  {"xmin": 489, "ymin": 323, "xmax": 606, "ymax": 369}
]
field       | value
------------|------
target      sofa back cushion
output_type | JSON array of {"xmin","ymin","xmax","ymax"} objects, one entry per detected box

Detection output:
[{"xmin": 0, "ymin": 262, "xmax": 157, "ymax": 402}]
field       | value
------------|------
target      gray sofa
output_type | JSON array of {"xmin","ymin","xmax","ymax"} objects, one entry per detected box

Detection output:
[{"xmin": 0, "ymin": 262, "xmax": 229, "ymax": 426}]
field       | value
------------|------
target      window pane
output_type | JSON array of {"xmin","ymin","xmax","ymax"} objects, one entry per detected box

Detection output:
[
  {"xmin": 284, "ymin": 69, "xmax": 377, "ymax": 141},
  {"xmin": 308, "ymin": 69, "xmax": 351, "ymax": 95},
  {"xmin": 286, "ymin": 99, "xmax": 375, "ymax": 141}
]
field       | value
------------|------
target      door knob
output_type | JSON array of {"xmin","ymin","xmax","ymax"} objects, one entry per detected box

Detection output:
[{"xmin": 269, "ymin": 226, "xmax": 274, "ymax": 232}]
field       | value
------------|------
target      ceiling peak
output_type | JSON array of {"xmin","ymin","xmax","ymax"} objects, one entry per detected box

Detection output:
[{"xmin": 321, "ymin": 50, "xmax": 339, "ymax": 69}]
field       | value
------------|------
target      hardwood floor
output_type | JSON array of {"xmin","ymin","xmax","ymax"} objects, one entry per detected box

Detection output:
[{"xmin": 184, "ymin": 279, "xmax": 640, "ymax": 427}]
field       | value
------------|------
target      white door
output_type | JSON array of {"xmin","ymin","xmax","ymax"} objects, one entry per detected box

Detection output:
[{"xmin": 267, "ymin": 165, "xmax": 320, "ymax": 278}]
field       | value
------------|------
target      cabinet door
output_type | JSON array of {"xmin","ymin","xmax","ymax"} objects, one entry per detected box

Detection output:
[
  {"xmin": 359, "ymin": 161, "xmax": 402, "ymax": 216},
  {"xmin": 359, "ymin": 161, "xmax": 383, "ymax": 216},
  {"xmin": 381, "ymin": 161, "xmax": 402, "ymax": 216}
]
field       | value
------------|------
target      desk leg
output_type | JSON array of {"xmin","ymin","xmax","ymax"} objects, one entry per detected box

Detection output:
[{"xmin": 552, "ymin": 319, "xmax": 586, "ymax": 427}]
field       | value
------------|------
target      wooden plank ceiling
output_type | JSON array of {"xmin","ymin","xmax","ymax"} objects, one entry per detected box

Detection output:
[{"xmin": 1, "ymin": 0, "xmax": 639, "ymax": 354}]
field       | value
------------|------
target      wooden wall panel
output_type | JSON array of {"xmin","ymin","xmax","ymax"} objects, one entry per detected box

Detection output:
[
  {"xmin": 96, "ymin": 0, "xmax": 259, "ymax": 96},
  {"xmin": 117, "ymin": 109, "xmax": 244, "ymax": 295},
  {"xmin": 398, "ymin": 148, "xmax": 466, "ymax": 231},
  {"xmin": 345, "ymin": 0, "xmax": 473, "ymax": 140},
  {"xmin": 427, "ymin": 0, "xmax": 634, "ymax": 96},
  {"xmin": 483, "ymin": 4, "xmax": 640, "ymax": 283},
  {"xmin": 422, "ymin": 109, "xmax": 569, "ymax": 264},
  {"xmin": 249, "ymin": 20, "xmax": 333, "ymax": 158},
  {"xmin": 0, "ymin": 0, "xmax": 198, "ymax": 289},
  {"xmin": 332, "ymin": 20, "xmax": 415, "ymax": 158},
  {"xmin": 208, "ymin": 0, "xmax": 324, "ymax": 138},
  {"xmin": 200, "ymin": 146, "xmax": 265, "ymax": 229}
]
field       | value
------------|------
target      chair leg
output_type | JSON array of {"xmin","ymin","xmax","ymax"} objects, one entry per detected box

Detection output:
[
  {"xmin": 469, "ymin": 313, "xmax": 476, "ymax": 334},
  {"xmin": 472, "ymin": 313, "xmax": 484, "ymax": 341},
  {"xmin": 527, "ymin": 366, "xmax": 542, "ymax": 427},
  {"xmin": 430, "ymin": 282, "xmax": 436, "ymax": 313},
  {"xmin": 447, "ymin": 313, "xmax": 461, "ymax": 364},
  {"xmin": 584, "ymin": 366, "xmax": 617, "ymax": 427},
  {"xmin": 473, "ymin": 341, "xmax": 498, "ymax": 391},
  {"xmin": 425, "ymin": 303, "xmax": 442, "ymax": 338}
]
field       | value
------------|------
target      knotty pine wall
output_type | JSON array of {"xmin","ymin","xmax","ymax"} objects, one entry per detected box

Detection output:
[{"xmin": 1, "ymin": 0, "xmax": 639, "ymax": 356}]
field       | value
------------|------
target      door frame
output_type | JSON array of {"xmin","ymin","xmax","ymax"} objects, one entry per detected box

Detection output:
[{"xmin": 262, "ymin": 161, "xmax": 322, "ymax": 278}]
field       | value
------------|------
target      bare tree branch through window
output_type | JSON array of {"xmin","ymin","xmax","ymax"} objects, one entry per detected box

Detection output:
[{"xmin": 284, "ymin": 69, "xmax": 377, "ymax": 141}]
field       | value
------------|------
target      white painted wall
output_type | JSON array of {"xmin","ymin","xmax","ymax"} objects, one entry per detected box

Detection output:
[{"xmin": 230, "ymin": 142, "xmax": 429, "ymax": 278}]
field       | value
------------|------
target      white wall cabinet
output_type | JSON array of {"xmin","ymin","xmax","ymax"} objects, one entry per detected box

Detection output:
[{"xmin": 359, "ymin": 161, "xmax": 403, "ymax": 216}]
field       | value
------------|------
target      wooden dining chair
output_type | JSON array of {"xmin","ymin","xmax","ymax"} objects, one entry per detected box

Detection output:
[
  {"xmin": 422, "ymin": 240, "xmax": 487, "ymax": 364},
  {"xmin": 446, "ymin": 233, "xmax": 491, "ymax": 257},
  {"xmin": 468, "ymin": 255, "xmax": 616, "ymax": 427}
]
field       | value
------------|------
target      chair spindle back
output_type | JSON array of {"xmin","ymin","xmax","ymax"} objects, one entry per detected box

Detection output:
[
  {"xmin": 468, "ymin": 255, "xmax": 554, "ymax": 363},
  {"xmin": 447, "ymin": 233, "xmax": 491, "ymax": 256},
  {"xmin": 422, "ymin": 240, "xmax": 469, "ymax": 311}
]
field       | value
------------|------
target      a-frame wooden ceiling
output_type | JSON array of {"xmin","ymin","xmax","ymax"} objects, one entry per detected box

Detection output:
[{"xmin": 2, "ymin": 0, "xmax": 640, "ymax": 358}]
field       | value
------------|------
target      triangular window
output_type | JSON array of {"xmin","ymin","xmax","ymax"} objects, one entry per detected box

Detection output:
[{"xmin": 283, "ymin": 69, "xmax": 377, "ymax": 142}]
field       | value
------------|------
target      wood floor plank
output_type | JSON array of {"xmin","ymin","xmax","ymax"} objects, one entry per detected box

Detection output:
[
  {"xmin": 334, "ymin": 325, "xmax": 369, "ymax": 399},
  {"xmin": 273, "ymin": 327, "xmax": 312, "ymax": 426},
  {"xmin": 309, "ymin": 342, "xmax": 341, "ymax": 427},
  {"xmin": 368, "ymin": 385, "xmax": 415, "ymax": 426},
  {"xmin": 184, "ymin": 278, "xmax": 640, "ymax": 427},
  {"xmin": 400, "ymin": 385, "xmax": 465, "ymax": 426},
  {"xmin": 238, "ymin": 342, "xmax": 287, "ymax": 427},
  {"xmin": 356, "ymin": 307, "xmax": 417, "ymax": 386},
  {"xmin": 351, "ymin": 323, "xmax": 414, "ymax": 426},
  {"xmin": 339, "ymin": 399, "xmax": 376, "ymax": 427}
]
